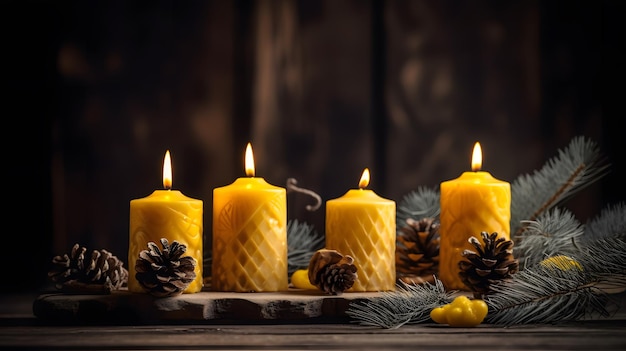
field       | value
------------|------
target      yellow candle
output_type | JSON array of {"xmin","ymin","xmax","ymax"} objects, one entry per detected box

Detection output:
[
  {"xmin": 439, "ymin": 142, "xmax": 511, "ymax": 290},
  {"xmin": 212, "ymin": 143, "xmax": 288, "ymax": 292},
  {"xmin": 325, "ymin": 168, "xmax": 396, "ymax": 292},
  {"xmin": 129, "ymin": 150, "xmax": 204, "ymax": 293}
]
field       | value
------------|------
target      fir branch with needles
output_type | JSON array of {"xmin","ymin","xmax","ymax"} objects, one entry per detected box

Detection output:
[
  {"xmin": 510, "ymin": 136, "xmax": 609, "ymax": 238},
  {"xmin": 396, "ymin": 186, "xmax": 440, "ymax": 227},
  {"xmin": 287, "ymin": 219, "xmax": 324, "ymax": 276},
  {"xmin": 514, "ymin": 207, "xmax": 584, "ymax": 269},
  {"xmin": 485, "ymin": 239, "xmax": 626, "ymax": 326},
  {"xmin": 346, "ymin": 278, "xmax": 453, "ymax": 329},
  {"xmin": 582, "ymin": 202, "xmax": 626, "ymax": 241},
  {"xmin": 575, "ymin": 237, "xmax": 626, "ymax": 292}
]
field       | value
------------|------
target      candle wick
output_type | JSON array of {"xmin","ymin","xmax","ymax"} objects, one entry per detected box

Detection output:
[{"xmin": 286, "ymin": 178, "xmax": 322, "ymax": 212}]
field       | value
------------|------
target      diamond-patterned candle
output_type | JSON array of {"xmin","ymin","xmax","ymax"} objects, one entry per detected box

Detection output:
[
  {"xmin": 325, "ymin": 169, "xmax": 396, "ymax": 292},
  {"xmin": 129, "ymin": 150, "xmax": 203, "ymax": 294},
  {"xmin": 211, "ymin": 143, "xmax": 288, "ymax": 292},
  {"xmin": 439, "ymin": 142, "xmax": 511, "ymax": 291}
]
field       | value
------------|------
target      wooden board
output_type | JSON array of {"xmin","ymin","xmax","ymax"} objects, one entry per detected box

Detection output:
[{"xmin": 32, "ymin": 289, "xmax": 381, "ymax": 325}]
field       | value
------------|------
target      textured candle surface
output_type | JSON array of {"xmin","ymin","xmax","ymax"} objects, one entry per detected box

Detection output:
[
  {"xmin": 212, "ymin": 177, "xmax": 288, "ymax": 292},
  {"xmin": 325, "ymin": 189, "xmax": 396, "ymax": 292},
  {"xmin": 439, "ymin": 171, "xmax": 510, "ymax": 290},
  {"xmin": 129, "ymin": 190, "xmax": 204, "ymax": 293}
]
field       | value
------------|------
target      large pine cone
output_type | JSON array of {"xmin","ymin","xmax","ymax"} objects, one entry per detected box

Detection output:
[
  {"xmin": 48, "ymin": 243, "xmax": 128, "ymax": 294},
  {"xmin": 396, "ymin": 217, "xmax": 440, "ymax": 284},
  {"xmin": 459, "ymin": 231, "xmax": 519, "ymax": 296},
  {"xmin": 308, "ymin": 249, "xmax": 357, "ymax": 295},
  {"xmin": 135, "ymin": 238, "xmax": 197, "ymax": 297}
]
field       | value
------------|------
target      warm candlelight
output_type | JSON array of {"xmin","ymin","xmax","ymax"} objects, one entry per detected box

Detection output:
[
  {"xmin": 325, "ymin": 168, "xmax": 396, "ymax": 291},
  {"xmin": 128, "ymin": 150, "xmax": 204, "ymax": 293},
  {"xmin": 439, "ymin": 142, "xmax": 511, "ymax": 290},
  {"xmin": 212, "ymin": 142, "xmax": 288, "ymax": 292}
]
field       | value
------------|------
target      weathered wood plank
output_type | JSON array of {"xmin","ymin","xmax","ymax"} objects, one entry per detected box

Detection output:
[
  {"xmin": 32, "ymin": 290, "xmax": 380, "ymax": 325},
  {"xmin": 1, "ymin": 322, "xmax": 626, "ymax": 350}
]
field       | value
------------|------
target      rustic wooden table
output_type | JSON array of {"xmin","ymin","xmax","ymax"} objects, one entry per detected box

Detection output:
[{"xmin": 2, "ymin": 292, "xmax": 626, "ymax": 350}]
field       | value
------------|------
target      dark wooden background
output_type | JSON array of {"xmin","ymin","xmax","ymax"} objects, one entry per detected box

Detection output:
[{"xmin": 3, "ymin": 0, "xmax": 624, "ymax": 292}]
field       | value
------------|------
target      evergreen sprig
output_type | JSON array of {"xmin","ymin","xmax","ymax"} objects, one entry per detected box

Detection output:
[
  {"xmin": 346, "ymin": 278, "xmax": 453, "ymax": 329},
  {"xmin": 514, "ymin": 207, "xmax": 584, "ymax": 268},
  {"xmin": 287, "ymin": 219, "xmax": 324, "ymax": 276},
  {"xmin": 396, "ymin": 186, "xmax": 440, "ymax": 227},
  {"xmin": 484, "ymin": 257, "xmax": 615, "ymax": 326},
  {"xmin": 510, "ymin": 136, "xmax": 609, "ymax": 237},
  {"xmin": 582, "ymin": 202, "xmax": 626, "ymax": 241},
  {"xmin": 486, "ymin": 235, "xmax": 626, "ymax": 326}
]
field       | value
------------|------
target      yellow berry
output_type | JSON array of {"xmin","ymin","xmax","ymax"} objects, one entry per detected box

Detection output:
[
  {"xmin": 429, "ymin": 306, "xmax": 447, "ymax": 324},
  {"xmin": 430, "ymin": 296, "xmax": 488, "ymax": 327},
  {"xmin": 290, "ymin": 269, "xmax": 318, "ymax": 290}
]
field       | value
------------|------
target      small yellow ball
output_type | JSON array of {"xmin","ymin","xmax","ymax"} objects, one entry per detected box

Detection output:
[
  {"xmin": 290, "ymin": 269, "xmax": 318, "ymax": 290},
  {"xmin": 430, "ymin": 295, "xmax": 488, "ymax": 327}
]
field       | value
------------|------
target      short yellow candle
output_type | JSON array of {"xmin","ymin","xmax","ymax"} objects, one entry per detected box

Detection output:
[
  {"xmin": 129, "ymin": 150, "xmax": 204, "ymax": 293},
  {"xmin": 212, "ymin": 143, "xmax": 288, "ymax": 292},
  {"xmin": 439, "ymin": 142, "xmax": 511, "ymax": 290},
  {"xmin": 325, "ymin": 169, "xmax": 396, "ymax": 292}
]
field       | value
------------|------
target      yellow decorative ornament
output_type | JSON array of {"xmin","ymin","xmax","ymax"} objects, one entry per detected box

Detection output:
[
  {"xmin": 540, "ymin": 255, "xmax": 583, "ymax": 271},
  {"xmin": 430, "ymin": 295, "xmax": 488, "ymax": 327},
  {"xmin": 290, "ymin": 269, "xmax": 317, "ymax": 290}
]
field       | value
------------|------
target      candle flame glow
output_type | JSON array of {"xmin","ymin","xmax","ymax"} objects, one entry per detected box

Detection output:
[
  {"xmin": 359, "ymin": 168, "xmax": 370, "ymax": 189},
  {"xmin": 163, "ymin": 150, "xmax": 172, "ymax": 189},
  {"xmin": 471, "ymin": 142, "xmax": 482, "ymax": 171},
  {"xmin": 245, "ymin": 142, "xmax": 255, "ymax": 177}
]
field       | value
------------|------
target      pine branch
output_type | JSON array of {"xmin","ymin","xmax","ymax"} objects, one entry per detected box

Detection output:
[
  {"xmin": 573, "ymin": 237, "xmax": 626, "ymax": 295},
  {"xmin": 287, "ymin": 219, "xmax": 324, "ymax": 276},
  {"xmin": 485, "ymin": 259, "xmax": 614, "ymax": 326},
  {"xmin": 582, "ymin": 202, "xmax": 626, "ymax": 241},
  {"xmin": 396, "ymin": 186, "xmax": 440, "ymax": 228},
  {"xmin": 511, "ymin": 136, "xmax": 609, "ymax": 237},
  {"xmin": 514, "ymin": 207, "xmax": 584, "ymax": 268},
  {"xmin": 346, "ymin": 278, "xmax": 453, "ymax": 329}
]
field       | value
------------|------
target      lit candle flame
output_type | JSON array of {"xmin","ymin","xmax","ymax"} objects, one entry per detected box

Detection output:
[
  {"xmin": 359, "ymin": 168, "xmax": 370, "ymax": 189},
  {"xmin": 163, "ymin": 150, "xmax": 172, "ymax": 190},
  {"xmin": 471, "ymin": 142, "xmax": 482, "ymax": 172},
  {"xmin": 245, "ymin": 142, "xmax": 255, "ymax": 177}
]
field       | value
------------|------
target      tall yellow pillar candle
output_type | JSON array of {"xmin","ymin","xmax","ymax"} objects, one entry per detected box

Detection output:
[
  {"xmin": 326, "ymin": 168, "xmax": 396, "ymax": 292},
  {"xmin": 439, "ymin": 142, "xmax": 511, "ymax": 290},
  {"xmin": 212, "ymin": 143, "xmax": 288, "ymax": 292},
  {"xmin": 129, "ymin": 150, "xmax": 204, "ymax": 293}
]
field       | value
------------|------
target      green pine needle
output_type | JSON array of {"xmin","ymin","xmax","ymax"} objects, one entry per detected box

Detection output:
[
  {"xmin": 485, "ymin": 261, "xmax": 612, "ymax": 325},
  {"xmin": 485, "ymin": 242, "xmax": 626, "ymax": 326},
  {"xmin": 396, "ymin": 186, "xmax": 440, "ymax": 228},
  {"xmin": 346, "ymin": 278, "xmax": 453, "ymax": 329},
  {"xmin": 514, "ymin": 207, "xmax": 584, "ymax": 268},
  {"xmin": 287, "ymin": 219, "xmax": 324, "ymax": 276},
  {"xmin": 583, "ymin": 202, "xmax": 626, "ymax": 241},
  {"xmin": 511, "ymin": 136, "xmax": 609, "ymax": 237}
]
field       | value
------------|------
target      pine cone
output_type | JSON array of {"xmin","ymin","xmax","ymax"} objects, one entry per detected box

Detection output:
[
  {"xmin": 308, "ymin": 249, "xmax": 358, "ymax": 295},
  {"xmin": 48, "ymin": 243, "xmax": 128, "ymax": 294},
  {"xmin": 135, "ymin": 238, "xmax": 197, "ymax": 297},
  {"xmin": 459, "ymin": 231, "xmax": 519, "ymax": 297},
  {"xmin": 396, "ymin": 217, "xmax": 440, "ymax": 285}
]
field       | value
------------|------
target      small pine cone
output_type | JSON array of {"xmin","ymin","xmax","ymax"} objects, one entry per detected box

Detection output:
[
  {"xmin": 308, "ymin": 249, "xmax": 358, "ymax": 295},
  {"xmin": 458, "ymin": 231, "xmax": 519, "ymax": 297},
  {"xmin": 48, "ymin": 243, "xmax": 87, "ymax": 285},
  {"xmin": 396, "ymin": 217, "xmax": 440, "ymax": 285},
  {"xmin": 48, "ymin": 243, "xmax": 128, "ymax": 294},
  {"xmin": 83, "ymin": 249, "xmax": 129, "ymax": 290},
  {"xmin": 135, "ymin": 238, "xmax": 197, "ymax": 297}
]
